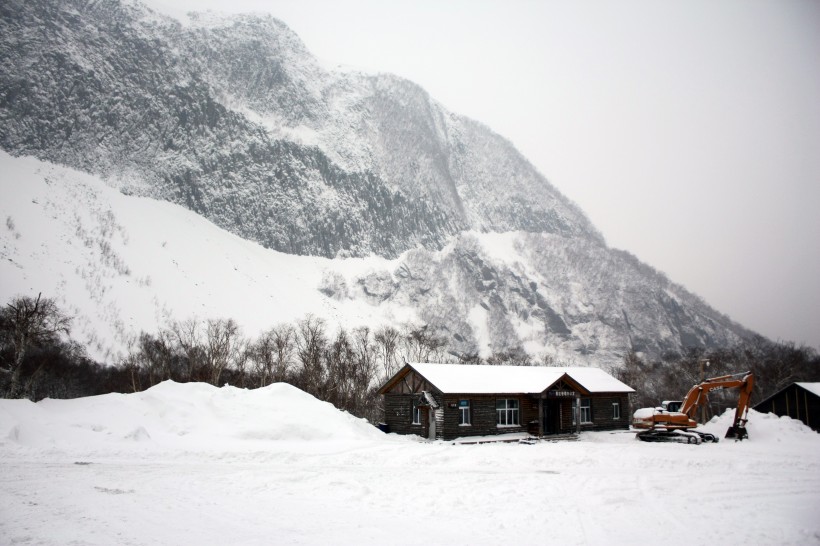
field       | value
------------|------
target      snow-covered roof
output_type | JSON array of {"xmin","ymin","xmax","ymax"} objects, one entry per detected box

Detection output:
[
  {"xmin": 408, "ymin": 363, "xmax": 634, "ymax": 395},
  {"xmin": 796, "ymin": 382, "xmax": 820, "ymax": 398}
]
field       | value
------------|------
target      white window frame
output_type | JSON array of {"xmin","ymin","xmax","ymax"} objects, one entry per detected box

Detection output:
[
  {"xmin": 412, "ymin": 400, "xmax": 421, "ymax": 425},
  {"xmin": 572, "ymin": 398, "xmax": 593, "ymax": 425},
  {"xmin": 496, "ymin": 398, "xmax": 520, "ymax": 427},
  {"xmin": 612, "ymin": 402, "xmax": 621, "ymax": 420},
  {"xmin": 458, "ymin": 399, "xmax": 471, "ymax": 426}
]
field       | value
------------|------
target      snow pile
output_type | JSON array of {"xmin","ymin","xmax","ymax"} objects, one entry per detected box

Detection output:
[
  {"xmin": 701, "ymin": 408, "xmax": 818, "ymax": 444},
  {"xmin": 0, "ymin": 381, "xmax": 387, "ymax": 457}
]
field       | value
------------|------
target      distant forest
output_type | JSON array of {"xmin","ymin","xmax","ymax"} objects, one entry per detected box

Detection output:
[{"xmin": 2, "ymin": 294, "xmax": 818, "ymax": 424}]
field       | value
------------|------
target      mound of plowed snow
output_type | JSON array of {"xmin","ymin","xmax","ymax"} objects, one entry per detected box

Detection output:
[
  {"xmin": 0, "ymin": 381, "xmax": 387, "ymax": 457},
  {"xmin": 700, "ymin": 408, "xmax": 817, "ymax": 443}
]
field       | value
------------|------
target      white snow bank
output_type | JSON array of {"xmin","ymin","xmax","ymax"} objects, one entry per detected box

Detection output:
[
  {"xmin": 0, "ymin": 381, "xmax": 388, "ymax": 456},
  {"xmin": 700, "ymin": 408, "xmax": 818, "ymax": 443}
]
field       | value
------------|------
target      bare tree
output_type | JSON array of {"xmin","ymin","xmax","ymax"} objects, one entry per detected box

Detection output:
[
  {"xmin": 120, "ymin": 348, "xmax": 142, "ymax": 393},
  {"xmin": 325, "ymin": 327, "xmax": 355, "ymax": 410},
  {"xmin": 351, "ymin": 326, "xmax": 381, "ymax": 420},
  {"xmin": 251, "ymin": 324, "xmax": 295, "ymax": 387},
  {"xmin": 351, "ymin": 326, "xmax": 378, "ymax": 389},
  {"xmin": 232, "ymin": 338, "xmax": 251, "ymax": 388},
  {"xmin": 613, "ymin": 350, "xmax": 654, "ymax": 410},
  {"xmin": 250, "ymin": 330, "xmax": 276, "ymax": 387},
  {"xmin": 402, "ymin": 323, "xmax": 446, "ymax": 363},
  {"xmin": 203, "ymin": 318, "xmax": 241, "ymax": 386},
  {"xmin": 171, "ymin": 318, "xmax": 205, "ymax": 381},
  {"xmin": 269, "ymin": 324, "xmax": 295, "ymax": 383},
  {"xmin": 487, "ymin": 347, "xmax": 532, "ymax": 366},
  {"xmin": 0, "ymin": 294, "xmax": 71, "ymax": 398},
  {"xmin": 374, "ymin": 325, "xmax": 401, "ymax": 380},
  {"xmin": 295, "ymin": 315, "xmax": 327, "ymax": 398},
  {"xmin": 135, "ymin": 330, "xmax": 176, "ymax": 386}
]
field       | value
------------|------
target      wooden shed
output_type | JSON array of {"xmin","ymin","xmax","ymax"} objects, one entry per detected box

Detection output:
[
  {"xmin": 754, "ymin": 382, "xmax": 820, "ymax": 432},
  {"xmin": 377, "ymin": 363, "xmax": 634, "ymax": 441}
]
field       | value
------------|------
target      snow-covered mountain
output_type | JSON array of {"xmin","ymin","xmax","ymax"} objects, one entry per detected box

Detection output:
[
  {"xmin": 0, "ymin": 152, "xmax": 750, "ymax": 363},
  {"xmin": 0, "ymin": 0, "xmax": 596, "ymax": 258},
  {"xmin": 0, "ymin": 0, "xmax": 754, "ymax": 363}
]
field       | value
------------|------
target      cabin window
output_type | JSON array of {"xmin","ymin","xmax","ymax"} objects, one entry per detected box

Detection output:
[
  {"xmin": 496, "ymin": 398, "xmax": 520, "ymax": 426},
  {"xmin": 412, "ymin": 400, "xmax": 421, "ymax": 425},
  {"xmin": 612, "ymin": 402, "xmax": 621, "ymax": 420},
  {"xmin": 458, "ymin": 399, "xmax": 471, "ymax": 425},
  {"xmin": 572, "ymin": 398, "xmax": 592, "ymax": 425}
]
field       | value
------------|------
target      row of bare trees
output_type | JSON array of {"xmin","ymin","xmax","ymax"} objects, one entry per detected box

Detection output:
[
  {"xmin": 3, "ymin": 294, "xmax": 819, "ymax": 425},
  {"xmin": 119, "ymin": 316, "xmax": 453, "ymax": 421}
]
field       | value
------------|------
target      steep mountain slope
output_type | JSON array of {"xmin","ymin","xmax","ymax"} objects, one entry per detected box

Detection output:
[
  {"xmin": 0, "ymin": 0, "xmax": 598, "ymax": 259},
  {"xmin": 0, "ymin": 0, "xmax": 755, "ymax": 362},
  {"xmin": 0, "ymin": 153, "xmax": 751, "ymax": 363}
]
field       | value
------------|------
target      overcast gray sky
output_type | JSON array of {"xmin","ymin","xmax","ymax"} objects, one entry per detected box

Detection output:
[{"xmin": 145, "ymin": 0, "xmax": 820, "ymax": 350}]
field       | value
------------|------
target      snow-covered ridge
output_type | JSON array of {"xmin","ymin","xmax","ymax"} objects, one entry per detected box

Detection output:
[{"xmin": 1, "ymin": 153, "xmax": 750, "ymax": 363}]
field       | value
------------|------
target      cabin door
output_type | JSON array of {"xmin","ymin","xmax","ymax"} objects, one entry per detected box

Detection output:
[
  {"xmin": 543, "ymin": 400, "xmax": 561, "ymax": 435},
  {"xmin": 428, "ymin": 409, "xmax": 436, "ymax": 440}
]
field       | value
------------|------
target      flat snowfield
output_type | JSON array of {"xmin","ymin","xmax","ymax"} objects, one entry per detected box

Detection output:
[{"xmin": 2, "ymin": 383, "xmax": 819, "ymax": 545}]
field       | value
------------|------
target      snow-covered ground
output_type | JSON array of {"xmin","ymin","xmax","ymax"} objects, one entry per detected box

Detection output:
[{"xmin": 2, "ymin": 382, "xmax": 818, "ymax": 545}]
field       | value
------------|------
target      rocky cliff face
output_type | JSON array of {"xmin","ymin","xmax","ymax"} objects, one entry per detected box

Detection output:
[
  {"xmin": 0, "ymin": 0, "xmax": 754, "ymax": 361},
  {"xmin": 0, "ymin": 0, "xmax": 598, "ymax": 258}
]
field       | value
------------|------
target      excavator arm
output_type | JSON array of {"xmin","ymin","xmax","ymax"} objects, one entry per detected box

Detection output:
[{"xmin": 679, "ymin": 372, "xmax": 753, "ymax": 418}]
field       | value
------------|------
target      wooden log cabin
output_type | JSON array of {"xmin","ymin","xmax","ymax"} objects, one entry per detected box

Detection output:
[{"xmin": 378, "ymin": 363, "xmax": 635, "ymax": 441}]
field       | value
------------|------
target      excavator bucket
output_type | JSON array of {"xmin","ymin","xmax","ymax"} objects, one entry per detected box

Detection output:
[{"xmin": 725, "ymin": 425, "xmax": 748, "ymax": 440}]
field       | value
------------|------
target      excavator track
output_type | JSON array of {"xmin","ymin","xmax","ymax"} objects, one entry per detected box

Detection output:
[{"xmin": 636, "ymin": 429, "xmax": 718, "ymax": 444}]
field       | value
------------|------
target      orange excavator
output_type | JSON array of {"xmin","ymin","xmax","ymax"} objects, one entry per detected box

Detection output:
[{"xmin": 632, "ymin": 371, "xmax": 755, "ymax": 444}]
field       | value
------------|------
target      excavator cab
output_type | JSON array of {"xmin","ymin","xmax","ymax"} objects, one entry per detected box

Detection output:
[{"xmin": 661, "ymin": 400, "xmax": 682, "ymax": 412}]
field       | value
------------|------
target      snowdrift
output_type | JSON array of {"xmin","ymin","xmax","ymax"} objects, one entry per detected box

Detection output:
[
  {"xmin": 700, "ymin": 408, "xmax": 818, "ymax": 444},
  {"xmin": 0, "ymin": 381, "xmax": 387, "ymax": 456}
]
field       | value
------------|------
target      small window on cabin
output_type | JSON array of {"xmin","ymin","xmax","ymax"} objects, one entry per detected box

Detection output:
[
  {"xmin": 412, "ymin": 400, "xmax": 421, "ymax": 425},
  {"xmin": 496, "ymin": 398, "xmax": 519, "ymax": 426},
  {"xmin": 613, "ymin": 402, "xmax": 621, "ymax": 420},
  {"xmin": 458, "ymin": 399, "xmax": 471, "ymax": 425},
  {"xmin": 572, "ymin": 398, "xmax": 592, "ymax": 425}
]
